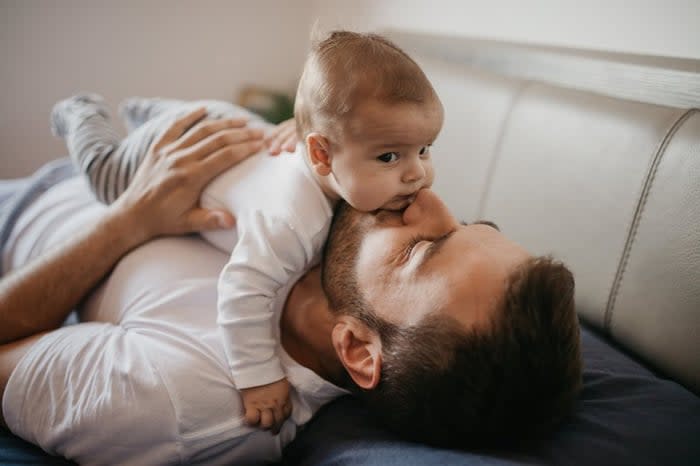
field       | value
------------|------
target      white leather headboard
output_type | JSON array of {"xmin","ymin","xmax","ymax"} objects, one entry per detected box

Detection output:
[{"xmin": 388, "ymin": 30, "xmax": 700, "ymax": 394}]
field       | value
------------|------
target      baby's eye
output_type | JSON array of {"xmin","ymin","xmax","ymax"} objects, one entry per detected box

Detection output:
[
  {"xmin": 377, "ymin": 152, "xmax": 399, "ymax": 163},
  {"xmin": 419, "ymin": 145, "xmax": 431, "ymax": 157}
]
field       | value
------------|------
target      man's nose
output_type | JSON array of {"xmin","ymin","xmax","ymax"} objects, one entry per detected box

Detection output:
[
  {"xmin": 402, "ymin": 188, "xmax": 456, "ymax": 230},
  {"xmin": 401, "ymin": 157, "xmax": 426, "ymax": 184}
]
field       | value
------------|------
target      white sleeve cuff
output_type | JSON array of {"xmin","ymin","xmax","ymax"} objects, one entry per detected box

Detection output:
[{"xmin": 232, "ymin": 358, "xmax": 286, "ymax": 389}]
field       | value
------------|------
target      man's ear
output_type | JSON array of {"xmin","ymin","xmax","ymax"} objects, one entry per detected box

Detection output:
[
  {"xmin": 331, "ymin": 316, "xmax": 382, "ymax": 390},
  {"xmin": 306, "ymin": 133, "xmax": 332, "ymax": 176}
]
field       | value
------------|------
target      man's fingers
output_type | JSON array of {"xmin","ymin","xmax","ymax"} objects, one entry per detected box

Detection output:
[
  {"xmin": 283, "ymin": 402, "xmax": 292, "ymax": 418},
  {"xmin": 152, "ymin": 107, "xmax": 207, "ymax": 153},
  {"xmin": 179, "ymin": 127, "xmax": 263, "ymax": 163},
  {"xmin": 195, "ymin": 139, "xmax": 263, "ymax": 184},
  {"xmin": 169, "ymin": 117, "xmax": 249, "ymax": 154},
  {"xmin": 185, "ymin": 208, "xmax": 235, "ymax": 233}
]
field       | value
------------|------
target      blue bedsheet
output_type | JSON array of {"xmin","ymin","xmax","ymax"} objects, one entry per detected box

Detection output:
[
  {"xmin": 284, "ymin": 325, "xmax": 700, "ymax": 466},
  {"xmin": 0, "ymin": 158, "xmax": 75, "ymax": 275}
]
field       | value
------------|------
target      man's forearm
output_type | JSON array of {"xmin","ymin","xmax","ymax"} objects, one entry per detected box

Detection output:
[{"xmin": 0, "ymin": 206, "xmax": 148, "ymax": 344}]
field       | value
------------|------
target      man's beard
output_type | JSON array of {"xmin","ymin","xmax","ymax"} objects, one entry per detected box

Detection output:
[{"xmin": 321, "ymin": 201, "xmax": 366, "ymax": 316}]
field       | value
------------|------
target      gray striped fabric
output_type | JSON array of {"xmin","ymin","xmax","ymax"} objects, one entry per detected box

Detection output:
[{"xmin": 51, "ymin": 95, "xmax": 264, "ymax": 204}]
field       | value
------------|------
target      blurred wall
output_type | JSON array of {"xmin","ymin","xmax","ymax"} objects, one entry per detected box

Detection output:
[
  {"xmin": 2, "ymin": 0, "xmax": 698, "ymax": 177},
  {"xmin": 311, "ymin": 0, "xmax": 700, "ymax": 60},
  {"xmin": 0, "ymin": 0, "xmax": 314, "ymax": 177}
]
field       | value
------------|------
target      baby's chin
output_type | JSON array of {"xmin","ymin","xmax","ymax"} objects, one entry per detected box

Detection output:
[
  {"xmin": 379, "ymin": 194, "xmax": 418, "ymax": 212},
  {"xmin": 345, "ymin": 194, "xmax": 417, "ymax": 213}
]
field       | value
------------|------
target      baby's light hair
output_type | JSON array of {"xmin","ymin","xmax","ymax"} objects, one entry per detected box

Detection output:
[{"xmin": 294, "ymin": 30, "xmax": 438, "ymax": 143}]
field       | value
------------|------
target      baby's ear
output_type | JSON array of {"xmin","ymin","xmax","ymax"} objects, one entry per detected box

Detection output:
[{"xmin": 306, "ymin": 133, "xmax": 332, "ymax": 176}]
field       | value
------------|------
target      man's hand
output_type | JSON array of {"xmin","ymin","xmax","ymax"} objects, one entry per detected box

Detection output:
[
  {"xmin": 0, "ymin": 107, "xmax": 263, "ymax": 346},
  {"xmin": 264, "ymin": 118, "xmax": 297, "ymax": 155},
  {"xmin": 112, "ymin": 107, "xmax": 264, "ymax": 243},
  {"xmin": 241, "ymin": 378, "xmax": 292, "ymax": 434}
]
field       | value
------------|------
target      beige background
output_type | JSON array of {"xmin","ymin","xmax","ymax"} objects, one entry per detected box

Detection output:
[{"xmin": 2, "ymin": 0, "xmax": 698, "ymax": 177}]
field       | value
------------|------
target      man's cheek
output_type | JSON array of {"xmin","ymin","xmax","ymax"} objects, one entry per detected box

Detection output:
[{"xmin": 355, "ymin": 236, "xmax": 391, "ymax": 287}]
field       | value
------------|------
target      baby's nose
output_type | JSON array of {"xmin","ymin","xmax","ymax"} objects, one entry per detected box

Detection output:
[{"xmin": 402, "ymin": 159, "xmax": 426, "ymax": 184}]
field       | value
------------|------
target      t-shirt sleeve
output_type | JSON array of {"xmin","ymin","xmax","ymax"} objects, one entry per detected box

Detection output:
[
  {"xmin": 2, "ymin": 323, "xmax": 181, "ymax": 465},
  {"xmin": 217, "ymin": 211, "xmax": 315, "ymax": 389}
]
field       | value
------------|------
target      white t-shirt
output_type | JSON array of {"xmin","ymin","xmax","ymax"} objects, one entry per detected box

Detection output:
[{"xmin": 1, "ymin": 177, "xmax": 347, "ymax": 465}]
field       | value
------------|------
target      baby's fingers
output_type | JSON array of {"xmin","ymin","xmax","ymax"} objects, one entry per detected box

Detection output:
[
  {"xmin": 270, "ymin": 403, "xmax": 288, "ymax": 434},
  {"xmin": 259, "ymin": 409, "xmax": 275, "ymax": 430},
  {"xmin": 265, "ymin": 119, "xmax": 297, "ymax": 155},
  {"xmin": 244, "ymin": 407, "xmax": 261, "ymax": 426}
]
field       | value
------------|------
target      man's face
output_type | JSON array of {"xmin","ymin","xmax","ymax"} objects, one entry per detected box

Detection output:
[{"xmin": 324, "ymin": 189, "xmax": 530, "ymax": 331}]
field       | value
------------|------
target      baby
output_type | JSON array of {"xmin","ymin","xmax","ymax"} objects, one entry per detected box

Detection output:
[{"xmin": 52, "ymin": 30, "xmax": 443, "ymax": 433}]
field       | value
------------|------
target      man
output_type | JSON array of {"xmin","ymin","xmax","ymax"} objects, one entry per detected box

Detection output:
[
  {"xmin": 0, "ymin": 112, "xmax": 581, "ymax": 463},
  {"xmin": 321, "ymin": 191, "xmax": 582, "ymax": 448}
]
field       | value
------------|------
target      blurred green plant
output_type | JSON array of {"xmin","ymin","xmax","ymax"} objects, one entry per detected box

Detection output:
[{"xmin": 238, "ymin": 87, "xmax": 295, "ymax": 124}]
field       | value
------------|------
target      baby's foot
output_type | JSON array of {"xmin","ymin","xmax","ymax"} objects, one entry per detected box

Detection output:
[
  {"xmin": 119, "ymin": 97, "xmax": 158, "ymax": 131},
  {"xmin": 51, "ymin": 93, "xmax": 109, "ymax": 138}
]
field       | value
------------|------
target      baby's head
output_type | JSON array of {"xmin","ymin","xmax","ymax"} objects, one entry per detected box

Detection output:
[{"xmin": 295, "ymin": 31, "xmax": 443, "ymax": 211}]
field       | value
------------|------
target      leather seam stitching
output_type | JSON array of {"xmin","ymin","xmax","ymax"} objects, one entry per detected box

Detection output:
[
  {"xmin": 476, "ymin": 80, "xmax": 530, "ymax": 219},
  {"xmin": 603, "ymin": 108, "xmax": 697, "ymax": 332}
]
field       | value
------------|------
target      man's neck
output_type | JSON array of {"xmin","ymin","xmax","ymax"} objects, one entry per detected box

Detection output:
[{"xmin": 279, "ymin": 266, "xmax": 347, "ymax": 386}]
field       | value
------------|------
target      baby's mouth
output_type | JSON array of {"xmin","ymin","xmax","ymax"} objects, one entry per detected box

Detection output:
[{"xmin": 384, "ymin": 194, "xmax": 417, "ymax": 211}]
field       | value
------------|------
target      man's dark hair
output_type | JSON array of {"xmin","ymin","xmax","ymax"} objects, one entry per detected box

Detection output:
[
  {"xmin": 364, "ymin": 256, "xmax": 582, "ymax": 449},
  {"xmin": 324, "ymin": 216, "xmax": 582, "ymax": 449}
]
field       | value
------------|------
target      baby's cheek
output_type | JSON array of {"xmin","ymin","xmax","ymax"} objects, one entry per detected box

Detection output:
[
  {"xmin": 423, "ymin": 164, "xmax": 435, "ymax": 188},
  {"xmin": 426, "ymin": 172, "xmax": 435, "ymax": 188},
  {"xmin": 368, "ymin": 181, "xmax": 398, "ymax": 205},
  {"xmin": 348, "ymin": 181, "xmax": 394, "ymax": 212}
]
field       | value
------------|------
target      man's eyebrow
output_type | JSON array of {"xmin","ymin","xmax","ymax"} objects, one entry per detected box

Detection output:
[
  {"xmin": 475, "ymin": 220, "xmax": 500, "ymax": 231},
  {"xmin": 460, "ymin": 220, "xmax": 500, "ymax": 231}
]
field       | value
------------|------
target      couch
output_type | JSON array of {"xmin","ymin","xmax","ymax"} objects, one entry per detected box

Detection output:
[
  {"xmin": 283, "ymin": 31, "xmax": 700, "ymax": 465},
  {"xmin": 2, "ymin": 30, "xmax": 699, "ymax": 465}
]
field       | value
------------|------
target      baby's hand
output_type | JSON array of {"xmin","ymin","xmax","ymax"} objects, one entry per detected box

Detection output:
[
  {"xmin": 264, "ymin": 118, "xmax": 297, "ymax": 155},
  {"xmin": 241, "ymin": 378, "xmax": 292, "ymax": 434}
]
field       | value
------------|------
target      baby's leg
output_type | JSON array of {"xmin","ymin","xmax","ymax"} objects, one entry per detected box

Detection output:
[
  {"xmin": 119, "ymin": 97, "xmax": 270, "ymax": 132},
  {"xmin": 51, "ymin": 94, "xmax": 132, "ymax": 204},
  {"xmin": 119, "ymin": 97, "xmax": 191, "ymax": 132},
  {"xmin": 51, "ymin": 94, "xmax": 164, "ymax": 204},
  {"xmin": 52, "ymin": 95, "xmax": 272, "ymax": 205}
]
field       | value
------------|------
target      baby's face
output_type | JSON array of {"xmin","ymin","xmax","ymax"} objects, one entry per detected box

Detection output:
[{"xmin": 328, "ymin": 98, "xmax": 443, "ymax": 212}]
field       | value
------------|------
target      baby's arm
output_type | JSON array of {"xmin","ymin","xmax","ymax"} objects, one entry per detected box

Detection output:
[{"xmin": 219, "ymin": 211, "xmax": 314, "ymax": 433}]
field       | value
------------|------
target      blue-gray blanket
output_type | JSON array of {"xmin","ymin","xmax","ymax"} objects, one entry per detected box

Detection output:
[{"xmin": 0, "ymin": 158, "xmax": 76, "ymax": 276}]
